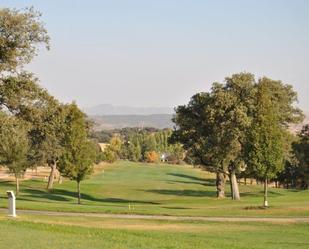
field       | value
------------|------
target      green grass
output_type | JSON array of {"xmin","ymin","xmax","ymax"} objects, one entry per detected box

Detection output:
[
  {"xmin": 0, "ymin": 214, "xmax": 308, "ymax": 249},
  {"xmin": 0, "ymin": 161, "xmax": 309, "ymax": 217},
  {"xmin": 1, "ymin": 162, "xmax": 309, "ymax": 249}
]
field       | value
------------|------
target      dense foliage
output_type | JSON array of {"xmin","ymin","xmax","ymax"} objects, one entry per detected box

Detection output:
[
  {"xmin": 98, "ymin": 128, "xmax": 185, "ymax": 164},
  {"xmin": 171, "ymin": 73, "xmax": 304, "ymax": 205},
  {"xmin": 58, "ymin": 103, "xmax": 97, "ymax": 204},
  {"xmin": 0, "ymin": 113, "xmax": 30, "ymax": 194},
  {"xmin": 277, "ymin": 125, "xmax": 309, "ymax": 189},
  {"xmin": 0, "ymin": 7, "xmax": 97, "ymax": 202}
]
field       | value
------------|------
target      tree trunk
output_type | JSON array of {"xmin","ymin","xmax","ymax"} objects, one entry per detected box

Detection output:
[
  {"xmin": 229, "ymin": 170, "xmax": 240, "ymax": 200},
  {"xmin": 216, "ymin": 172, "xmax": 225, "ymax": 198},
  {"xmin": 229, "ymin": 174, "xmax": 233, "ymax": 199},
  {"xmin": 77, "ymin": 181, "xmax": 81, "ymax": 204},
  {"xmin": 47, "ymin": 162, "xmax": 57, "ymax": 190},
  {"xmin": 15, "ymin": 175, "xmax": 19, "ymax": 196},
  {"xmin": 58, "ymin": 175, "xmax": 63, "ymax": 184},
  {"xmin": 244, "ymin": 177, "xmax": 247, "ymax": 185},
  {"xmin": 263, "ymin": 177, "xmax": 268, "ymax": 207}
]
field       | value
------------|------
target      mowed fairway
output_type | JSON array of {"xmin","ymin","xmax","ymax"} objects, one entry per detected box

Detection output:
[
  {"xmin": 0, "ymin": 161, "xmax": 309, "ymax": 249},
  {"xmin": 0, "ymin": 161, "xmax": 309, "ymax": 217}
]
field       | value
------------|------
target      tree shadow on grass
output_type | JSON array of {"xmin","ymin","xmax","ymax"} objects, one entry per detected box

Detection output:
[
  {"xmin": 241, "ymin": 190, "xmax": 284, "ymax": 197},
  {"xmin": 167, "ymin": 173, "xmax": 205, "ymax": 182},
  {"xmin": 0, "ymin": 180, "xmax": 15, "ymax": 188},
  {"xmin": 22, "ymin": 189, "xmax": 71, "ymax": 202},
  {"xmin": 167, "ymin": 179, "xmax": 216, "ymax": 187},
  {"xmin": 166, "ymin": 173, "xmax": 216, "ymax": 186},
  {"xmin": 146, "ymin": 189, "xmax": 216, "ymax": 197},
  {"xmin": 285, "ymin": 189, "xmax": 305, "ymax": 193},
  {"xmin": 21, "ymin": 188, "xmax": 159, "ymax": 205}
]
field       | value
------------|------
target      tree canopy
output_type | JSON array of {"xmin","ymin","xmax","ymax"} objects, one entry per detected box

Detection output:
[
  {"xmin": 0, "ymin": 113, "xmax": 30, "ymax": 194},
  {"xmin": 171, "ymin": 73, "xmax": 303, "ymax": 202},
  {"xmin": 0, "ymin": 7, "xmax": 49, "ymax": 73},
  {"xmin": 58, "ymin": 103, "xmax": 96, "ymax": 204}
]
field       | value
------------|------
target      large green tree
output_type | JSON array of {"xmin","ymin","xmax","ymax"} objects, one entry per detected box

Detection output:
[
  {"xmin": 0, "ymin": 73, "xmax": 66, "ymax": 189},
  {"xmin": 32, "ymin": 102, "xmax": 66, "ymax": 190},
  {"xmin": 245, "ymin": 77, "xmax": 303, "ymax": 206},
  {"xmin": 246, "ymin": 81, "xmax": 284, "ymax": 207},
  {"xmin": 172, "ymin": 73, "xmax": 303, "ymax": 201},
  {"xmin": 0, "ymin": 7, "xmax": 65, "ymax": 190},
  {"xmin": 172, "ymin": 73, "xmax": 254, "ymax": 200},
  {"xmin": 58, "ymin": 103, "xmax": 96, "ymax": 204},
  {"xmin": 0, "ymin": 113, "xmax": 30, "ymax": 195}
]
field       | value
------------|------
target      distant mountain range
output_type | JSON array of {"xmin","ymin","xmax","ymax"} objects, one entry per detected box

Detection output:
[
  {"xmin": 90, "ymin": 114, "xmax": 174, "ymax": 130},
  {"xmin": 84, "ymin": 104, "xmax": 174, "ymax": 130},
  {"xmin": 85, "ymin": 104, "xmax": 308, "ymax": 132},
  {"xmin": 84, "ymin": 104, "xmax": 173, "ymax": 116}
]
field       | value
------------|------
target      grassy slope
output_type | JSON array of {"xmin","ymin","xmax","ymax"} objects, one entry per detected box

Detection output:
[
  {"xmin": 0, "ymin": 161, "xmax": 308, "ymax": 217},
  {"xmin": 0, "ymin": 214, "xmax": 308, "ymax": 249}
]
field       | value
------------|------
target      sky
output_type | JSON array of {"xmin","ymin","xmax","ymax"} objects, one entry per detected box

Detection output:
[{"xmin": 1, "ymin": 0, "xmax": 309, "ymax": 111}]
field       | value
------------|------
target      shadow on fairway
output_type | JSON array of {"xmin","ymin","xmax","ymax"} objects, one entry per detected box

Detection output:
[
  {"xmin": 167, "ymin": 179, "xmax": 216, "ymax": 186},
  {"xmin": 167, "ymin": 173, "xmax": 216, "ymax": 186},
  {"xmin": 146, "ymin": 189, "xmax": 216, "ymax": 197},
  {"xmin": 21, "ymin": 188, "xmax": 159, "ymax": 205},
  {"xmin": 167, "ymin": 173, "xmax": 206, "ymax": 182},
  {"xmin": 0, "ymin": 180, "xmax": 16, "ymax": 188},
  {"xmin": 241, "ymin": 190, "xmax": 284, "ymax": 197},
  {"xmin": 21, "ymin": 189, "xmax": 71, "ymax": 201}
]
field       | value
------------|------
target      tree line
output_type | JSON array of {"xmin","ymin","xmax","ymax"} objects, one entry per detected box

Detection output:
[
  {"xmin": 171, "ymin": 73, "xmax": 308, "ymax": 206},
  {"xmin": 94, "ymin": 128, "xmax": 185, "ymax": 164},
  {"xmin": 277, "ymin": 125, "xmax": 308, "ymax": 190},
  {"xmin": 0, "ymin": 7, "xmax": 98, "ymax": 204}
]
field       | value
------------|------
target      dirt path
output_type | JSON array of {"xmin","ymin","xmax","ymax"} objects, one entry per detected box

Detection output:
[{"xmin": 1, "ymin": 208, "xmax": 309, "ymax": 223}]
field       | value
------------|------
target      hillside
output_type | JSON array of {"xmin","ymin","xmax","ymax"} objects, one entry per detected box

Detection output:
[
  {"xmin": 90, "ymin": 114, "xmax": 174, "ymax": 130},
  {"xmin": 84, "ymin": 104, "xmax": 173, "ymax": 115},
  {"xmin": 89, "ymin": 113, "xmax": 308, "ymax": 132}
]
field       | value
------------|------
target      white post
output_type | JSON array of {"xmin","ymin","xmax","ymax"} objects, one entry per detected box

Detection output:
[
  {"xmin": 6, "ymin": 191, "xmax": 16, "ymax": 217},
  {"xmin": 264, "ymin": 200, "xmax": 268, "ymax": 207}
]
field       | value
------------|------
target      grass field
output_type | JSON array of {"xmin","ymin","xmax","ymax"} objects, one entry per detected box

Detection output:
[
  {"xmin": 0, "ymin": 214, "xmax": 308, "ymax": 249},
  {"xmin": 0, "ymin": 161, "xmax": 308, "ymax": 217},
  {"xmin": 1, "ymin": 161, "xmax": 309, "ymax": 249}
]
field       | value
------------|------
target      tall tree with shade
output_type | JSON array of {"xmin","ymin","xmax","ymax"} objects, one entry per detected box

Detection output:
[
  {"xmin": 245, "ymin": 77, "xmax": 303, "ymax": 207},
  {"xmin": 58, "ymin": 103, "xmax": 96, "ymax": 204},
  {"xmin": 171, "ymin": 73, "xmax": 255, "ymax": 200},
  {"xmin": 0, "ymin": 113, "xmax": 30, "ymax": 195},
  {"xmin": 0, "ymin": 7, "xmax": 64, "ymax": 190}
]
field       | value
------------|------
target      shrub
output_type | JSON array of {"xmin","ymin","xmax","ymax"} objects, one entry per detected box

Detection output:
[
  {"xmin": 102, "ymin": 147, "xmax": 117, "ymax": 163},
  {"xmin": 145, "ymin": 151, "xmax": 159, "ymax": 163}
]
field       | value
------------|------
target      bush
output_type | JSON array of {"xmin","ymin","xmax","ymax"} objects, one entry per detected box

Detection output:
[
  {"xmin": 145, "ymin": 151, "xmax": 159, "ymax": 163},
  {"xmin": 102, "ymin": 148, "xmax": 117, "ymax": 163}
]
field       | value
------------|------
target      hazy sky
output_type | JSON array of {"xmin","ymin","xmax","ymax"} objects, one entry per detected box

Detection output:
[{"xmin": 2, "ymin": 0, "xmax": 309, "ymax": 111}]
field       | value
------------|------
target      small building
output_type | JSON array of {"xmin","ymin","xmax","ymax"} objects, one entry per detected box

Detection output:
[{"xmin": 98, "ymin": 143, "xmax": 109, "ymax": 152}]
